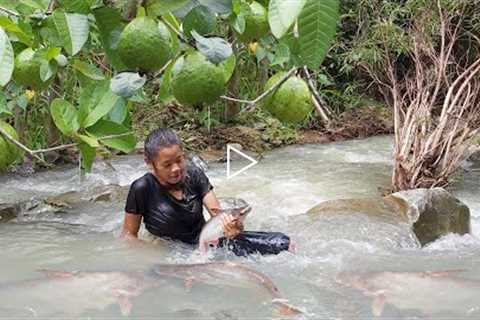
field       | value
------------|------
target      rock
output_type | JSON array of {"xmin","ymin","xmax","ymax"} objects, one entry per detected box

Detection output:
[
  {"xmin": 0, "ymin": 203, "xmax": 20, "ymax": 222},
  {"xmin": 391, "ymin": 188, "xmax": 470, "ymax": 246},
  {"xmin": 306, "ymin": 188, "xmax": 470, "ymax": 246}
]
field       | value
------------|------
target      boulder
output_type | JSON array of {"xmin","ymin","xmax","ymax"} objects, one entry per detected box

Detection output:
[
  {"xmin": 391, "ymin": 188, "xmax": 470, "ymax": 246},
  {"xmin": 307, "ymin": 188, "xmax": 470, "ymax": 246}
]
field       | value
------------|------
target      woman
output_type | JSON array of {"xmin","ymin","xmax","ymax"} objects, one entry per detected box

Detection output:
[{"xmin": 121, "ymin": 128, "xmax": 292, "ymax": 256}]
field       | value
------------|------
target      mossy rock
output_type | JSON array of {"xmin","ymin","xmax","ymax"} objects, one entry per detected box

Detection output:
[
  {"xmin": 263, "ymin": 72, "xmax": 313, "ymax": 124},
  {"xmin": 0, "ymin": 121, "xmax": 23, "ymax": 171},
  {"xmin": 170, "ymin": 51, "xmax": 226, "ymax": 106},
  {"xmin": 117, "ymin": 17, "xmax": 172, "ymax": 72},
  {"xmin": 236, "ymin": 1, "xmax": 270, "ymax": 43},
  {"xmin": 13, "ymin": 48, "xmax": 52, "ymax": 90}
]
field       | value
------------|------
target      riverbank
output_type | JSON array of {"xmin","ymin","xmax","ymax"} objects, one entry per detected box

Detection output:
[{"xmin": 133, "ymin": 105, "xmax": 394, "ymax": 157}]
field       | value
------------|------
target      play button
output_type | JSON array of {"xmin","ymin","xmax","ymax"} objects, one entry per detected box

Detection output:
[{"xmin": 226, "ymin": 144, "xmax": 258, "ymax": 179}]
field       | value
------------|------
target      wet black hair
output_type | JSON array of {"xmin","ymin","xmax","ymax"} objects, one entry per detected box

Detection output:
[{"xmin": 144, "ymin": 128, "xmax": 182, "ymax": 162}]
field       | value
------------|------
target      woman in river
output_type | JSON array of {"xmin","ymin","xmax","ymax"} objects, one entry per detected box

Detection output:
[{"xmin": 121, "ymin": 128, "xmax": 293, "ymax": 256}]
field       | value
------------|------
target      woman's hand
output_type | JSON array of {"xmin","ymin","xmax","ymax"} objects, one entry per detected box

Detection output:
[{"xmin": 221, "ymin": 214, "xmax": 244, "ymax": 239}]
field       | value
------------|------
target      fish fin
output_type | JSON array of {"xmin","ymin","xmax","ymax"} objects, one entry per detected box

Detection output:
[
  {"xmin": 37, "ymin": 269, "xmax": 76, "ymax": 279},
  {"xmin": 117, "ymin": 294, "xmax": 132, "ymax": 316},
  {"xmin": 372, "ymin": 294, "xmax": 386, "ymax": 317},
  {"xmin": 184, "ymin": 276, "xmax": 195, "ymax": 292},
  {"xmin": 272, "ymin": 299, "xmax": 303, "ymax": 317},
  {"xmin": 425, "ymin": 269, "xmax": 466, "ymax": 277}
]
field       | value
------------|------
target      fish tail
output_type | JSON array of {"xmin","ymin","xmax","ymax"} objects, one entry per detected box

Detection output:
[{"xmin": 272, "ymin": 299, "xmax": 303, "ymax": 317}]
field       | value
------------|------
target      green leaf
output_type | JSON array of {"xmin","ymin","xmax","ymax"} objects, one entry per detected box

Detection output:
[
  {"xmin": 110, "ymin": 72, "xmax": 146, "ymax": 98},
  {"xmin": 76, "ymin": 133, "xmax": 99, "ymax": 147},
  {"xmin": 16, "ymin": 94, "xmax": 28, "ymax": 110},
  {"xmin": 192, "ymin": 31, "xmax": 233, "ymax": 64},
  {"xmin": 271, "ymin": 42, "xmax": 290, "ymax": 66},
  {"xmin": 57, "ymin": 0, "xmax": 94, "ymax": 14},
  {"xmin": 198, "ymin": 0, "xmax": 232, "ymax": 14},
  {"xmin": 297, "ymin": 0, "xmax": 339, "ymax": 69},
  {"xmin": 87, "ymin": 120, "xmax": 136, "ymax": 153},
  {"xmin": 46, "ymin": 47, "xmax": 62, "ymax": 61},
  {"xmin": 0, "ymin": 16, "xmax": 33, "ymax": 46},
  {"xmin": 93, "ymin": 7, "xmax": 126, "ymax": 70},
  {"xmin": 146, "ymin": 0, "xmax": 191, "ymax": 16},
  {"xmin": 81, "ymin": 85, "xmax": 124, "ymax": 128},
  {"xmin": 0, "ymin": 92, "xmax": 11, "ymax": 116},
  {"xmin": 52, "ymin": 10, "xmax": 89, "ymax": 56},
  {"xmin": 221, "ymin": 53, "xmax": 236, "ymax": 82},
  {"xmin": 78, "ymin": 141, "xmax": 96, "ymax": 173},
  {"xmin": 268, "ymin": 0, "xmax": 306, "ymax": 39},
  {"xmin": 183, "ymin": 5, "xmax": 217, "ymax": 38},
  {"xmin": 162, "ymin": 12, "xmax": 181, "ymax": 31},
  {"xmin": 72, "ymin": 59, "xmax": 105, "ymax": 80},
  {"xmin": 39, "ymin": 59, "xmax": 58, "ymax": 82},
  {"xmin": 50, "ymin": 98, "xmax": 80, "ymax": 136},
  {"xmin": 0, "ymin": 27, "xmax": 14, "ymax": 87},
  {"xmin": 106, "ymin": 98, "xmax": 127, "ymax": 124}
]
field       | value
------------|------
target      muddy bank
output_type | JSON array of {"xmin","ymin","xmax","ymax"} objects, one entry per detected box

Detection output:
[{"xmin": 135, "ymin": 106, "xmax": 393, "ymax": 156}]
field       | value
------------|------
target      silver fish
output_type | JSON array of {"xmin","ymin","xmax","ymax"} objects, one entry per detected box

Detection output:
[
  {"xmin": 152, "ymin": 261, "xmax": 302, "ymax": 316},
  {"xmin": 199, "ymin": 198, "xmax": 251, "ymax": 253},
  {"xmin": 0, "ymin": 269, "xmax": 162, "ymax": 317},
  {"xmin": 336, "ymin": 269, "xmax": 480, "ymax": 317}
]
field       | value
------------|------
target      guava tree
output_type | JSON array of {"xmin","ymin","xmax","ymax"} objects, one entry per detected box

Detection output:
[{"xmin": 0, "ymin": 0, "xmax": 339, "ymax": 174}]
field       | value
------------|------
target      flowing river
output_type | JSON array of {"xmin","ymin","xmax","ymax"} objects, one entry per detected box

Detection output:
[{"xmin": 0, "ymin": 136, "xmax": 479, "ymax": 319}]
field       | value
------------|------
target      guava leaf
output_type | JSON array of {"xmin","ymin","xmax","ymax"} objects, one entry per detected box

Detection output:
[
  {"xmin": 298, "ymin": 0, "xmax": 339, "ymax": 68},
  {"xmin": 110, "ymin": 72, "xmax": 146, "ymax": 98},
  {"xmin": 93, "ymin": 7, "xmax": 126, "ymax": 70},
  {"xmin": 0, "ymin": 27, "xmax": 14, "ymax": 87},
  {"xmin": 72, "ymin": 59, "xmax": 105, "ymax": 80},
  {"xmin": 52, "ymin": 10, "xmax": 89, "ymax": 56},
  {"xmin": 192, "ymin": 31, "xmax": 232, "ymax": 64},
  {"xmin": 50, "ymin": 98, "xmax": 80, "ymax": 136},
  {"xmin": 268, "ymin": 0, "xmax": 306, "ymax": 39},
  {"xmin": 87, "ymin": 120, "xmax": 136, "ymax": 153},
  {"xmin": 183, "ymin": 5, "xmax": 217, "ymax": 37}
]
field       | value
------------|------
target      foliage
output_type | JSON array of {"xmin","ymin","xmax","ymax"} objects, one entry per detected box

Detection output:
[{"xmin": 0, "ymin": 0, "xmax": 340, "ymax": 174}]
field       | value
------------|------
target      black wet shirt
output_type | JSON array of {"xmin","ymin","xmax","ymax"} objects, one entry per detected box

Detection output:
[{"xmin": 125, "ymin": 164, "xmax": 213, "ymax": 244}]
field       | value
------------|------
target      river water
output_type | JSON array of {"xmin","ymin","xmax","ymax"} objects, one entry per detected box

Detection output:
[{"xmin": 0, "ymin": 136, "xmax": 479, "ymax": 319}]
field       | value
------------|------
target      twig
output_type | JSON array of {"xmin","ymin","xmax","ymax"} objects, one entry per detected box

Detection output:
[
  {"xmin": 159, "ymin": 16, "xmax": 195, "ymax": 47},
  {"xmin": 31, "ymin": 132, "xmax": 134, "ymax": 154},
  {"xmin": 220, "ymin": 67, "xmax": 297, "ymax": 113},
  {"xmin": 153, "ymin": 59, "xmax": 173, "ymax": 78},
  {"xmin": 0, "ymin": 128, "xmax": 134, "ymax": 165},
  {"xmin": 0, "ymin": 126, "xmax": 47, "ymax": 165},
  {"xmin": 0, "ymin": 6, "xmax": 19, "ymax": 16},
  {"xmin": 47, "ymin": 0, "xmax": 57, "ymax": 13},
  {"xmin": 302, "ymin": 66, "xmax": 333, "ymax": 117}
]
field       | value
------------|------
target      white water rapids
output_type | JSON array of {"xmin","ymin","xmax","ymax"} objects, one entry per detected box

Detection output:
[{"xmin": 0, "ymin": 136, "xmax": 479, "ymax": 319}]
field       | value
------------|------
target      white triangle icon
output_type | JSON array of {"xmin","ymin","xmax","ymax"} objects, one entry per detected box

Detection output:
[{"xmin": 226, "ymin": 144, "xmax": 258, "ymax": 179}]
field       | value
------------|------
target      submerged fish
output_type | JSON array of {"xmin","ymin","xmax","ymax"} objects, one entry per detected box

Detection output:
[
  {"xmin": 336, "ymin": 269, "xmax": 480, "ymax": 317},
  {"xmin": 0, "ymin": 262, "xmax": 301, "ymax": 317},
  {"xmin": 199, "ymin": 198, "xmax": 251, "ymax": 253},
  {"xmin": 152, "ymin": 261, "xmax": 302, "ymax": 316},
  {"xmin": 0, "ymin": 269, "xmax": 162, "ymax": 317}
]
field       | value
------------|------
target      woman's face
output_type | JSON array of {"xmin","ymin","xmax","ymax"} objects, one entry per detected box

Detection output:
[{"xmin": 149, "ymin": 144, "xmax": 186, "ymax": 186}]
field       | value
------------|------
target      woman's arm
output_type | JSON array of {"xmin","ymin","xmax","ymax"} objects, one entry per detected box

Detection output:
[
  {"xmin": 121, "ymin": 212, "xmax": 143, "ymax": 244},
  {"xmin": 202, "ymin": 190, "xmax": 221, "ymax": 217}
]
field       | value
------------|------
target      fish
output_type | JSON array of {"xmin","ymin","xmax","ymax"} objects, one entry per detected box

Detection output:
[
  {"xmin": 336, "ymin": 269, "xmax": 480, "ymax": 317},
  {"xmin": 199, "ymin": 198, "xmax": 251, "ymax": 253},
  {"xmin": 0, "ymin": 269, "xmax": 164, "ymax": 317},
  {"xmin": 151, "ymin": 261, "xmax": 303, "ymax": 316}
]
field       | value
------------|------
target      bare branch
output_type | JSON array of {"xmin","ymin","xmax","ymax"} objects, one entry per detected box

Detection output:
[{"xmin": 0, "ymin": 6, "xmax": 19, "ymax": 16}]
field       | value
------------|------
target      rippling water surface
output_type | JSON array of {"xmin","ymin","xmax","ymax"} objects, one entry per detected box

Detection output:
[{"xmin": 0, "ymin": 136, "xmax": 479, "ymax": 319}]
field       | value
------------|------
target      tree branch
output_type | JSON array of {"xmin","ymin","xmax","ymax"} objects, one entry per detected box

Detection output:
[
  {"xmin": 159, "ymin": 16, "xmax": 195, "ymax": 47},
  {"xmin": 221, "ymin": 67, "xmax": 298, "ymax": 113},
  {"xmin": 0, "ymin": 126, "xmax": 47, "ymax": 165},
  {"xmin": 0, "ymin": 6, "xmax": 19, "ymax": 16}
]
